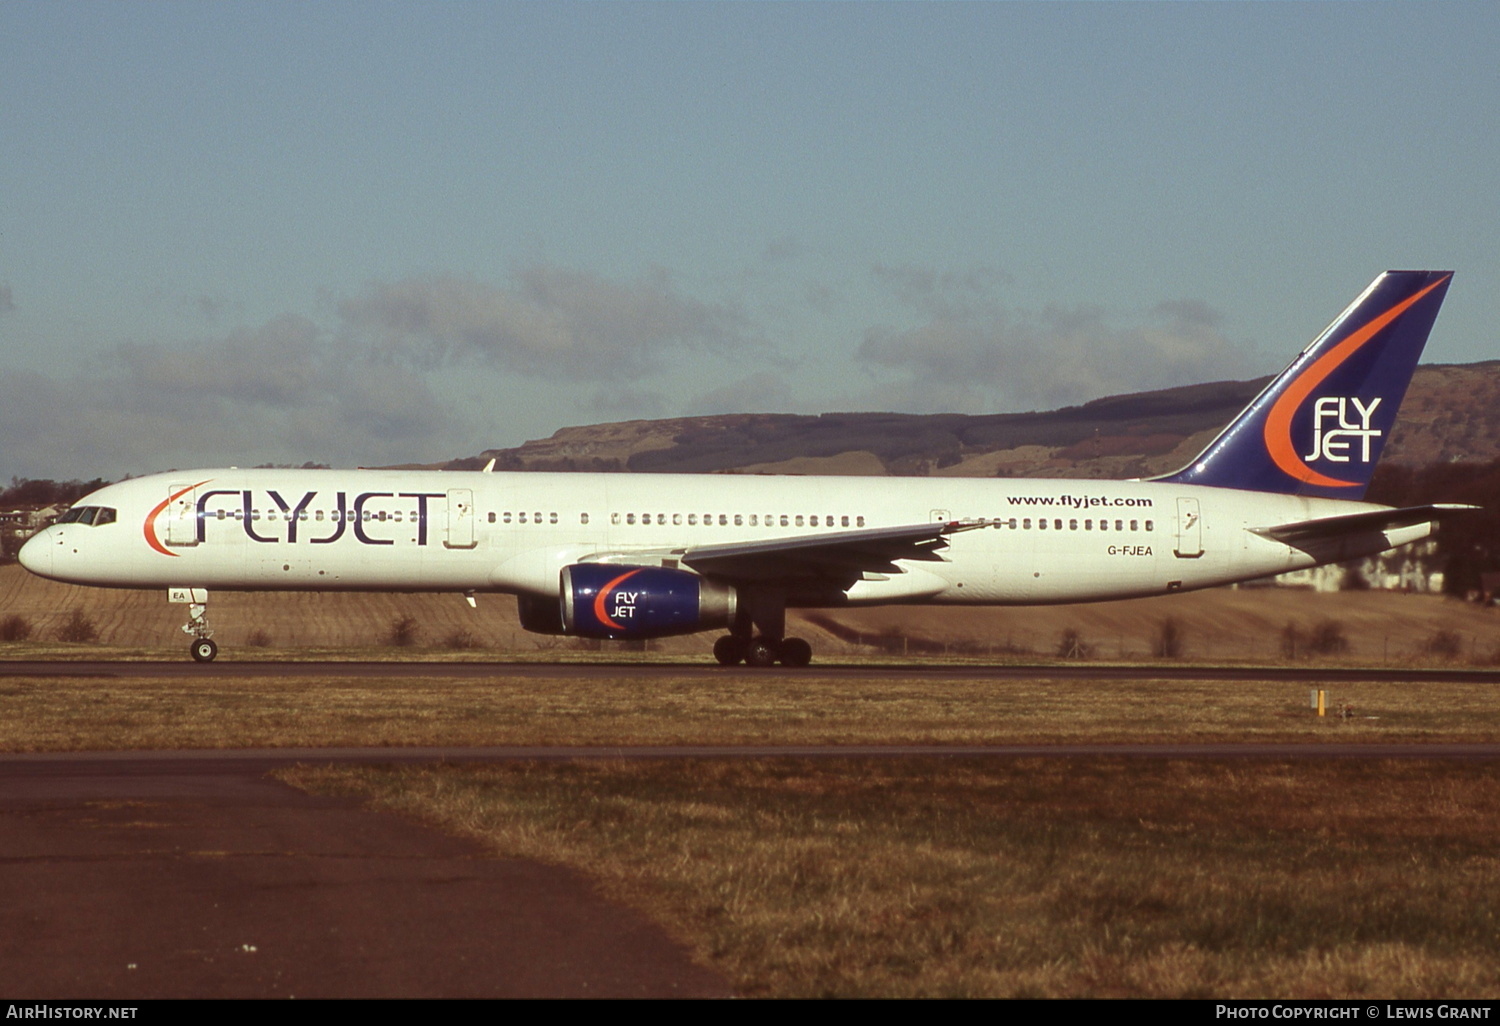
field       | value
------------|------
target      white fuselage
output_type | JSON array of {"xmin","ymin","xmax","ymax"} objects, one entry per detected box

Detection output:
[{"xmin": 19, "ymin": 468, "xmax": 1430, "ymax": 606}]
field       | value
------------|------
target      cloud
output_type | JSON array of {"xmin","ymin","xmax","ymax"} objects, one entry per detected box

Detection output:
[
  {"xmin": 339, "ymin": 265, "xmax": 754, "ymax": 381},
  {"xmin": 861, "ymin": 264, "xmax": 1247, "ymax": 410},
  {"xmin": 761, "ymin": 236, "xmax": 802, "ymax": 262},
  {"xmin": 685, "ymin": 371, "xmax": 802, "ymax": 416},
  {"xmin": 870, "ymin": 263, "xmax": 1012, "ymax": 319},
  {"xmin": 0, "ymin": 316, "xmax": 457, "ymax": 480},
  {"xmin": 586, "ymin": 386, "xmax": 670, "ymax": 421}
]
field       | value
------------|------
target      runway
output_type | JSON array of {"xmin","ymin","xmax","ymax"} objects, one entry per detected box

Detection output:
[
  {"xmin": 6, "ymin": 658, "xmax": 1500, "ymax": 684},
  {"xmin": 0, "ymin": 746, "xmax": 731, "ymax": 999}
]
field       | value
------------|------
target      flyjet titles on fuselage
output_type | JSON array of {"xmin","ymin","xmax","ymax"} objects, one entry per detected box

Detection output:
[{"xmin": 189, "ymin": 488, "xmax": 448, "ymax": 546}]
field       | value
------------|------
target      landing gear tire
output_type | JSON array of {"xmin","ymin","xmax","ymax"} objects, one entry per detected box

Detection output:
[
  {"xmin": 714, "ymin": 635, "xmax": 748, "ymax": 666},
  {"xmin": 190, "ymin": 638, "xmax": 218, "ymax": 663},
  {"xmin": 777, "ymin": 637, "xmax": 812, "ymax": 668},
  {"xmin": 743, "ymin": 638, "xmax": 778, "ymax": 668}
]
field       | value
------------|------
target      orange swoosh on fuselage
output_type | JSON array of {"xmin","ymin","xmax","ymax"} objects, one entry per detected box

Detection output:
[
  {"xmin": 1263, "ymin": 276, "xmax": 1449, "ymax": 488},
  {"xmin": 143, "ymin": 481, "xmax": 211, "ymax": 557}
]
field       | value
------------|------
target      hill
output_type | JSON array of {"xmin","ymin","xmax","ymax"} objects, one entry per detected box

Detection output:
[{"xmin": 451, "ymin": 362, "xmax": 1500, "ymax": 479}]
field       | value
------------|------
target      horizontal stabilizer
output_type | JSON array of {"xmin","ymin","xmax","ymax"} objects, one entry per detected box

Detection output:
[{"xmin": 1250, "ymin": 503, "xmax": 1477, "ymax": 544}]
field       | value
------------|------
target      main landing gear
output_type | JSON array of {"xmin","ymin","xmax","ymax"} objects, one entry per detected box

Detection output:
[
  {"xmin": 183, "ymin": 603, "xmax": 217, "ymax": 663},
  {"xmin": 713, "ymin": 634, "xmax": 813, "ymax": 668}
]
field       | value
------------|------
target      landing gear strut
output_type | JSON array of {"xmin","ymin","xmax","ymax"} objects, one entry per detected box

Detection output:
[
  {"xmin": 713, "ymin": 586, "xmax": 810, "ymax": 667},
  {"xmin": 182, "ymin": 603, "xmax": 217, "ymax": 663}
]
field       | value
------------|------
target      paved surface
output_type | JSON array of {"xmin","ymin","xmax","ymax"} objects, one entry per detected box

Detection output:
[
  {"xmin": 0, "ymin": 756, "xmax": 731, "ymax": 999},
  {"xmin": 5, "ymin": 658, "xmax": 1500, "ymax": 684}
]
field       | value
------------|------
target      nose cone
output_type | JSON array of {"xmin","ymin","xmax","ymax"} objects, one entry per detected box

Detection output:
[{"xmin": 17, "ymin": 530, "xmax": 52, "ymax": 578}]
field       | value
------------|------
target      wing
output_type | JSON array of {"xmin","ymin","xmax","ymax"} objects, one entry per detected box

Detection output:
[
  {"xmin": 586, "ymin": 520, "xmax": 989, "ymax": 586},
  {"xmin": 1250, "ymin": 503, "xmax": 1477, "ymax": 545}
]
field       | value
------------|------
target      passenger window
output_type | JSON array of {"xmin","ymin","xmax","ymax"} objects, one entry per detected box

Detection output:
[
  {"xmin": 626, "ymin": 513, "xmax": 635, "ymax": 525},
  {"xmin": 487, "ymin": 512, "xmax": 495, "ymax": 523},
  {"xmin": 658, "ymin": 514, "xmax": 666, "ymax": 526},
  {"xmin": 1039, "ymin": 518, "xmax": 1048, "ymax": 530},
  {"xmin": 718, "ymin": 514, "xmax": 726, "ymax": 526},
  {"xmin": 1023, "ymin": 518, "xmax": 1031, "ymax": 530},
  {"xmin": 673, "ymin": 513, "xmax": 682, "ymax": 525},
  {"xmin": 1115, "ymin": 520, "xmax": 1123, "ymax": 531},
  {"xmin": 610, "ymin": 513, "xmax": 619, "ymax": 525},
  {"xmin": 841, "ymin": 516, "xmax": 850, "ymax": 527},
  {"xmin": 1145, "ymin": 520, "xmax": 1154, "ymax": 532},
  {"xmin": 551, "ymin": 513, "xmax": 558, "ymax": 524},
  {"xmin": 689, "ymin": 514, "xmax": 698, "ymax": 526},
  {"xmin": 519, "ymin": 512, "xmax": 528, "ymax": 524},
  {"xmin": 795, "ymin": 515, "xmax": 804, "ymax": 527},
  {"xmin": 810, "ymin": 515, "xmax": 818, "ymax": 527},
  {"xmin": 1131, "ymin": 520, "xmax": 1138, "ymax": 532},
  {"xmin": 856, "ymin": 516, "xmax": 865, "ymax": 527},
  {"xmin": 780, "ymin": 515, "xmax": 789, "ymax": 527},
  {"xmin": 1070, "ymin": 519, "xmax": 1077, "ymax": 530},
  {"xmin": 734, "ymin": 514, "xmax": 743, "ymax": 526},
  {"xmin": 581, "ymin": 513, "xmax": 590, "ymax": 525}
]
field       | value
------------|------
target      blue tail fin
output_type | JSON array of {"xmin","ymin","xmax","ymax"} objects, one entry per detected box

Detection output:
[{"xmin": 1158, "ymin": 270, "xmax": 1452, "ymax": 499}]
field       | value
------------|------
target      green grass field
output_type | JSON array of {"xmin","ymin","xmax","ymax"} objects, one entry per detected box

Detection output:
[
  {"xmin": 290, "ymin": 757, "xmax": 1500, "ymax": 998},
  {"xmin": 4, "ymin": 660, "xmax": 1499, "ymax": 997}
]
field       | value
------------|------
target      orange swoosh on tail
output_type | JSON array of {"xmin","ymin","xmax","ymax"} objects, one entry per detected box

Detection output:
[{"xmin": 1263, "ymin": 276, "xmax": 1449, "ymax": 487}]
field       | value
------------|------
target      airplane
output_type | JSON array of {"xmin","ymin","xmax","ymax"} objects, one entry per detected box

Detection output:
[{"xmin": 18, "ymin": 270, "xmax": 1470, "ymax": 666}]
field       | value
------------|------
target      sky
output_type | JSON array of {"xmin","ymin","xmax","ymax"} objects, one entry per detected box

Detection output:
[{"xmin": 2, "ymin": 1, "xmax": 1496, "ymax": 482}]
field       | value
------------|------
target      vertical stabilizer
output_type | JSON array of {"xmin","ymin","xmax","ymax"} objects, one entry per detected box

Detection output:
[{"xmin": 1158, "ymin": 271, "xmax": 1452, "ymax": 499}]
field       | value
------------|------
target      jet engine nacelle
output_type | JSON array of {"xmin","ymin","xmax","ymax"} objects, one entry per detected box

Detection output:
[{"xmin": 561, "ymin": 564, "xmax": 736, "ymax": 640}]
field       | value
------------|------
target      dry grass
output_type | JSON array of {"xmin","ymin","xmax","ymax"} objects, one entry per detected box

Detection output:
[
  {"xmin": 5, "ymin": 563, "xmax": 1500, "ymax": 664},
  {"xmin": 4, "ymin": 671, "xmax": 1500, "ymax": 752},
  {"xmin": 288, "ymin": 757, "xmax": 1500, "ymax": 998}
]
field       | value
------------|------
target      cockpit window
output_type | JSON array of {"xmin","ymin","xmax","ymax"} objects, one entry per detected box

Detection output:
[{"xmin": 57, "ymin": 505, "xmax": 116, "ymax": 527}]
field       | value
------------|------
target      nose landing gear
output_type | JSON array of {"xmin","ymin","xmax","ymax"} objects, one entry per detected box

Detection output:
[{"xmin": 182, "ymin": 603, "xmax": 217, "ymax": 662}]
